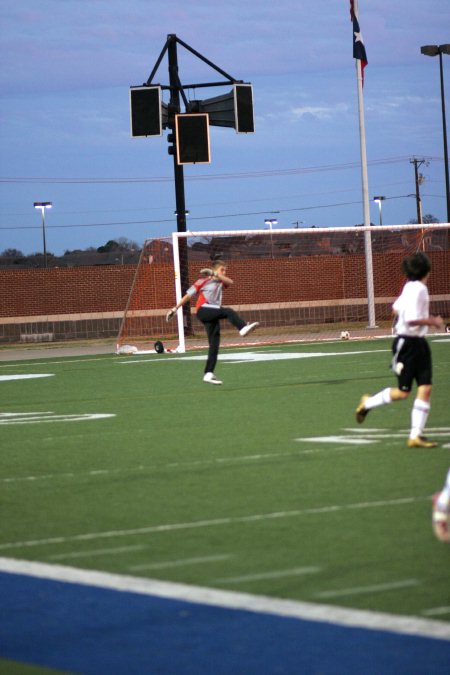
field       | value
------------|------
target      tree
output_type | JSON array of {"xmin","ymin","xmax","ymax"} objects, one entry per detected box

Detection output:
[
  {"xmin": 408, "ymin": 213, "xmax": 440, "ymax": 225},
  {"xmin": 97, "ymin": 240, "xmax": 120, "ymax": 253},
  {"xmin": 1, "ymin": 248, "xmax": 24, "ymax": 257}
]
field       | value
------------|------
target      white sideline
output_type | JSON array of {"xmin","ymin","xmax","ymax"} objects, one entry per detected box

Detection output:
[{"xmin": 1, "ymin": 557, "xmax": 449, "ymax": 642}]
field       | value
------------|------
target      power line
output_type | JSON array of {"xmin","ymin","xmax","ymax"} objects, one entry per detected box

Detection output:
[
  {"xmin": 0, "ymin": 155, "xmax": 442, "ymax": 185},
  {"xmin": 0, "ymin": 201, "xmax": 366, "ymax": 231}
]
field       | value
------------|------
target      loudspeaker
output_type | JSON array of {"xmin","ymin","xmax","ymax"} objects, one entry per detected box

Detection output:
[
  {"xmin": 175, "ymin": 113, "xmax": 211, "ymax": 164},
  {"xmin": 234, "ymin": 83, "xmax": 254, "ymax": 133},
  {"xmin": 192, "ymin": 84, "xmax": 254, "ymax": 133},
  {"xmin": 129, "ymin": 86, "xmax": 162, "ymax": 137}
]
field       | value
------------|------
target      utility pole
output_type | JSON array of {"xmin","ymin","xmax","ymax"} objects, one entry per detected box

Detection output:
[{"xmin": 410, "ymin": 158, "xmax": 428, "ymax": 224}]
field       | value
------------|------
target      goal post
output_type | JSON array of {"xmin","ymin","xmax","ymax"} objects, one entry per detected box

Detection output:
[{"xmin": 116, "ymin": 223, "xmax": 450, "ymax": 354}]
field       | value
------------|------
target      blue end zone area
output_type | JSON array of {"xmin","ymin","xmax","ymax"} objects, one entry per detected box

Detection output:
[{"xmin": 1, "ymin": 571, "xmax": 449, "ymax": 675}]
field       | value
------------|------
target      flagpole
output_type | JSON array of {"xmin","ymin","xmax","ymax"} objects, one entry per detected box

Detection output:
[{"xmin": 354, "ymin": 2, "xmax": 376, "ymax": 328}]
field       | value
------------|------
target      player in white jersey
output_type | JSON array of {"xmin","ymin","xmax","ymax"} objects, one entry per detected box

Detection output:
[
  {"xmin": 166, "ymin": 260, "xmax": 259, "ymax": 385},
  {"xmin": 355, "ymin": 252, "xmax": 444, "ymax": 448}
]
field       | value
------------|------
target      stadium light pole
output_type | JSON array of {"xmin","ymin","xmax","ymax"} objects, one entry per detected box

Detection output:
[
  {"xmin": 33, "ymin": 201, "xmax": 52, "ymax": 268},
  {"xmin": 420, "ymin": 44, "xmax": 450, "ymax": 223},
  {"xmin": 372, "ymin": 196, "xmax": 386, "ymax": 225}
]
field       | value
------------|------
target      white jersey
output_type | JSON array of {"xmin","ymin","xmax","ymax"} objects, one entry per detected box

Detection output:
[{"xmin": 393, "ymin": 280, "xmax": 429, "ymax": 337}]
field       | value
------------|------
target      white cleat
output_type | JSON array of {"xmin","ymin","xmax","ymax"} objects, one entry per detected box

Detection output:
[
  {"xmin": 203, "ymin": 372, "xmax": 223, "ymax": 385},
  {"xmin": 239, "ymin": 322, "xmax": 259, "ymax": 337}
]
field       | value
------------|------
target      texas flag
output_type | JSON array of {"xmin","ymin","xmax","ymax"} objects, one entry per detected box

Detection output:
[{"xmin": 350, "ymin": 0, "xmax": 368, "ymax": 85}]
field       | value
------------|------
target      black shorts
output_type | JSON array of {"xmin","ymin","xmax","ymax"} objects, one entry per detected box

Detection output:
[{"xmin": 391, "ymin": 336, "xmax": 432, "ymax": 392}]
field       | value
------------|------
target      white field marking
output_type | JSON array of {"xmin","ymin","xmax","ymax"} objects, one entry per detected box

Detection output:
[
  {"xmin": 130, "ymin": 554, "xmax": 232, "ymax": 572},
  {"xmin": 298, "ymin": 427, "xmax": 450, "ymax": 446},
  {"xmin": 298, "ymin": 436, "xmax": 376, "ymax": 444},
  {"xmin": 0, "ymin": 412, "xmax": 115, "ymax": 425},
  {"xmin": 0, "ymin": 558, "xmax": 449, "ymax": 641},
  {"xmin": 344, "ymin": 427, "xmax": 450, "ymax": 436},
  {"xmin": 316, "ymin": 579, "xmax": 420, "ymax": 599},
  {"xmin": 422, "ymin": 607, "xmax": 450, "ymax": 617},
  {"xmin": 118, "ymin": 348, "xmax": 389, "ymax": 365},
  {"xmin": 407, "ymin": 427, "xmax": 450, "ymax": 433},
  {"xmin": 0, "ymin": 446, "xmax": 368, "ymax": 485},
  {"xmin": 48, "ymin": 545, "xmax": 146, "ymax": 561},
  {"xmin": 0, "ymin": 374, "xmax": 54, "ymax": 381},
  {"xmin": 342, "ymin": 427, "xmax": 389, "ymax": 433},
  {"xmin": 215, "ymin": 566, "xmax": 321, "ymax": 584},
  {"xmin": 0, "ymin": 496, "xmax": 427, "ymax": 552},
  {"xmin": 0, "ymin": 357, "xmax": 113, "ymax": 369}
]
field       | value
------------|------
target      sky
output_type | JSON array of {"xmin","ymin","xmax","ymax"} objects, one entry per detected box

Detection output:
[{"xmin": 0, "ymin": 0, "xmax": 449, "ymax": 256}]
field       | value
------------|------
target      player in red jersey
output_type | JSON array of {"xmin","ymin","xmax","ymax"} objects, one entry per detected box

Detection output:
[{"xmin": 167, "ymin": 260, "xmax": 259, "ymax": 384}]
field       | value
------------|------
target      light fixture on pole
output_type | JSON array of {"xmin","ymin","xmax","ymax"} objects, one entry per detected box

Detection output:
[
  {"xmin": 420, "ymin": 44, "xmax": 450, "ymax": 222},
  {"xmin": 372, "ymin": 196, "xmax": 386, "ymax": 225},
  {"xmin": 33, "ymin": 202, "xmax": 52, "ymax": 268}
]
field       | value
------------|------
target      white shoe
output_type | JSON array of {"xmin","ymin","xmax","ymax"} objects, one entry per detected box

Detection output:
[
  {"xmin": 203, "ymin": 372, "xmax": 223, "ymax": 385},
  {"xmin": 239, "ymin": 322, "xmax": 259, "ymax": 337}
]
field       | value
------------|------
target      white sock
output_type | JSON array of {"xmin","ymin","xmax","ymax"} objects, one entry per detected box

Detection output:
[
  {"xmin": 437, "ymin": 469, "xmax": 450, "ymax": 512},
  {"xmin": 365, "ymin": 387, "xmax": 392, "ymax": 410},
  {"xmin": 410, "ymin": 399, "xmax": 430, "ymax": 439}
]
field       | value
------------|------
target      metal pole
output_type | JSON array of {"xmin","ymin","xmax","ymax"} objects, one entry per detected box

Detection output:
[
  {"xmin": 167, "ymin": 34, "xmax": 192, "ymax": 335},
  {"xmin": 438, "ymin": 50, "xmax": 450, "ymax": 222},
  {"xmin": 41, "ymin": 208, "xmax": 48, "ymax": 268},
  {"xmin": 355, "ymin": 58, "xmax": 376, "ymax": 328}
]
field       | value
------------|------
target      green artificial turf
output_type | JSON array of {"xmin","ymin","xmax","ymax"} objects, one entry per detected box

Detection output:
[{"xmin": 1, "ymin": 338, "xmax": 449, "ymax": 619}]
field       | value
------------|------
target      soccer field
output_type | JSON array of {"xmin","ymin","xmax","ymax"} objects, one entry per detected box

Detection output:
[{"xmin": 1, "ymin": 337, "xmax": 449, "ymax": 673}]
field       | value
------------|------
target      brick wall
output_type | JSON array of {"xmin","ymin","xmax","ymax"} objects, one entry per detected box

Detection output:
[{"xmin": 1, "ymin": 251, "xmax": 449, "ymax": 344}]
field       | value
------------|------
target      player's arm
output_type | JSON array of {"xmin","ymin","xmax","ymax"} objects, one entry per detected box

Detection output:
[
  {"xmin": 213, "ymin": 270, "xmax": 233, "ymax": 287},
  {"xmin": 407, "ymin": 315, "xmax": 444, "ymax": 329},
  {"xmin": 166, "ymin": 291, "xmax": 192, "ymax": 321}
]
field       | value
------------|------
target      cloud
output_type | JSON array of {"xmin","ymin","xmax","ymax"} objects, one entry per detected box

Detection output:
[{"xmin": 290, "ymin": 103, "xmax": 349, "ymax": 121}]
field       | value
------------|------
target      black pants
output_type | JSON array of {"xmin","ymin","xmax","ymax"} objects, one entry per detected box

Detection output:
[
  {"xmin": 392, "ymin": 335, "xmax": 432, "ymax": 392},
  {"xmin": 196, "ymin": 306, "xmax": 246, "ymax": 374}
]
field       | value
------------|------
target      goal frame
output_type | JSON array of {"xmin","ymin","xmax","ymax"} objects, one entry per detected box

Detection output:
[{"xmin": 171, "ymin": 223, "xmax": 450, "ymax": 353}]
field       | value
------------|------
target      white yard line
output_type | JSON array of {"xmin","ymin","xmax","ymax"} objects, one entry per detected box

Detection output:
[
  {"xmin": 422, "ymin": 607, "xmax": 450, "ymax": 617},
  {"xmin": 48, "ymin": 545, "xmax": 146, "ymax": 561},
  {"xmin": 316, "ymin": 579, "xmax": 419, "ymax": 599},
  {"xmin": 0, "ymin": 374, "xmax": 54, "ymax": 381},
  {"xmin": 2, "ymin": 426, "xmax": 448, "ymax": 484},
  {"xmin": 215, "ymin": 566, "xmax": 321, "ymax": 584},
  {"xmin": 0, "ymin": 557, "xmax": 449, "ymax": 641},
  {"xmin": 0, "ymin": 496, "xmax": 427, "ymax": 552},
  {"xmin": 130, "ymin": 554, "xmax": 232, "ymax": 572},
  {"xmin": 0, "ymin": 447, "xmax": 364, "ymax": 485}
]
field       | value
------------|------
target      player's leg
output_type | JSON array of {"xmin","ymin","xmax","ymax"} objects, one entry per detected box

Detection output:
[
  {"xmin": 197, "ymin": 307, "xmax": 223, "ymax": 384},
  {"xmin": 356, "ymin": 337, "xmax": 410, "ymax": 423},
  {"xmin": 432, "ymin": 467, "xmax": 450, "ymax": 543},
  {"xmin": 407, "ymin": 339, "xmax": 436, "ymax": 447},
  {"xmin": 219, "ymin": 306, "xmax": 259, "ymax": 336}
]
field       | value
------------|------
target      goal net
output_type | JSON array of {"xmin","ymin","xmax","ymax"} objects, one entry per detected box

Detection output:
[{"xmin": 116, "ymin": 224, "xmax": 450, "ymax": 354}]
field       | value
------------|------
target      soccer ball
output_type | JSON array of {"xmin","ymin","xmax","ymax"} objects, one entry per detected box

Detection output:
[{"xmin": 340, "ymin": 330, "xmax": 350, "ymax": 340}]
